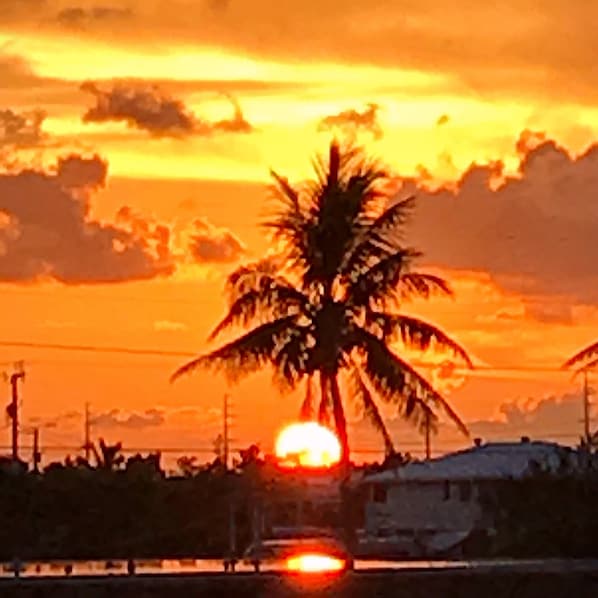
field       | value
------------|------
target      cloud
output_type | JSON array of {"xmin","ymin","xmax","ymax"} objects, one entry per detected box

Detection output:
[
  {"xmin": 5, "ymin": 2, "xmax": 598, "ymax": 104},
  {"xmin": 0, "ymin": 108, "xmax": 47, "ymax": 147},
  {"xmin": 188, "ymin": 217, "xmax": 245, "ymax": 263},
  {"xmin": 56, "ymin": 5, "xmax": 133, "ymax": 28},
  {"xmin": 468, "ymin": 393, "xmax": 589, "ymax": 442},
  {"xmin": 211, "ymin": 93, "xmax": 254, "ymax": 134},
  {"xmin": 436, "ymin": 114, "xmax": 450, "ymax": 126},
  {"xmin": 153, "ymin": 319, "xmax": 188, "ymax": 332},
  {"xmin": 91, "ymin": 408, "xmax": 166, "ymax": 429},
  {"xmin": 81, "ymin": 82, "xmax": 253, "ymax": 137},
  {"xmin": 0, "ymin": 54, "xmax": 43, "ymax": 88},
  {"xmin": 318, "ymin": 103, "xmax": 382, "ymax": 139},
  {"xmin": 81, "ymin": 81, "xmax": 195, "ymax": 137},
  {"xmin": 27, "ymin": 406, "xmax": 220, "ymax": 436},
  {"xmin": 403, "ymin": 132, "xmax": 598, "ymax": 303},
  {"xmin": 0, "ymin": 0, "xmax": 45, "ymax": 21},
  {"xmin": 473, "ymin": 301, "xmax": 573, "ymax": 327},
  {"xmin": 0, "ymin": 155, "xmax": 175, "ymax": 283}
]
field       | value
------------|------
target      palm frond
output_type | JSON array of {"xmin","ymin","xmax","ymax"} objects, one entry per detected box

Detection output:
[
  {"xmin": 341, "ymin": 196, "xmax": 416, "ymax": 278},
  {"xmin": 346, "ymin": 247, "xmax": 421, "ymax": 308},
  {"xmin": 350, "ymin": 368, "xmax": 395, "ymax": 456},
  {"xmin": 399, "ymin": 272, "xmax": 452, "ymax": 300},
  {"xmin": 170, "ymin": 316, "xmax": 299, "ymax": 383},
  {"xmin": 224, "ymin": 259, "xmax": 279, "ymax": 300},
  {"xmin": 263, "ymin": 174, "xmax": 314, "ymax": 274},
  {"xmin": 356, "ymin": 329, "xmax": 468, "ymax": 437},
  {"xmin": 210, "ymin": 275, "xmax": 309, "ymax": 340},
  {"xmin": 271, "ymin": 324, "xmax": 312, "ymax": 390},
  {"xmin": 366, "ymin": 312, "xmax": 472, "ymax": 366},
  {"xmin": 563, "ymin": 341, "xmax": 598, "ymax": 369},
  {"xmin": 269, "ymin": 170, "xmax": 300, "ymax": 212}
]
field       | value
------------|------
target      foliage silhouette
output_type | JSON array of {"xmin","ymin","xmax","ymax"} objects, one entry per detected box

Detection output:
[
  {"xmin": 172, "ymin": 141, "xmax": 471, "ymax": 461},
  {"xmin": 564, "ymin": 340, "xmax": 598, "ymax": 372}
]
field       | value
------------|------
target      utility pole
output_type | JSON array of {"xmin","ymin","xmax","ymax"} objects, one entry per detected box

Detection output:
[
  {"xmin": 583, "ymin": 369, "xmax": 592, "ymax": 445},
  {"xmin": 84, "ymin": 402, "xmax": 92, "ymax": 462},
  {"xmin": 424, "ymin": 409, "xmax": 432, "ymax": 460},
  {"xmin": 8, "ymin": 371, "xmax": 25, "ymax": 462},
  {"xmin": 32, "ymin": 428, "xmax": 41, "ymax": 473},
  {"xmin": 223, "ymin": 394, "xmax": 231, "ymax": 470}
]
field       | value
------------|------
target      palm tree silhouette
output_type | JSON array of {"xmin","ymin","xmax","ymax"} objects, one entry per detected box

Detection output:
[
  {"xmin": 564, "ymin": 342, "xmax": 598, "ymax": 371},
  {"xmin": 172, "ymin": 142, "xmax": 472, "ymax": 462}
]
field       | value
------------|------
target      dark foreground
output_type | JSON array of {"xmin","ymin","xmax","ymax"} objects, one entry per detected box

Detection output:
[{"xmin": 2, "ymin": 568, "xmax": 598, "ymax": 598}]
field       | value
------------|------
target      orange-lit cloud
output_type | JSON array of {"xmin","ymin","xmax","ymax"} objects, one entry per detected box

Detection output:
[
  {"xmin": 0, "ymin": 108, "xmax": 47, "ymax": 147},
  {"xmin": 4, "ymin": 1, "xmax": 597, "ymax": 104},
  {"xmin": 318, "ymin": 103, "xmax": 382, "ymax": 139},
  {"xmin": 56, "ymin": 5, "xmax": 133, "ymax": 29},
  {"xmin": 187, "ymin": 217, "xmax": 245, "ymax": 264}
]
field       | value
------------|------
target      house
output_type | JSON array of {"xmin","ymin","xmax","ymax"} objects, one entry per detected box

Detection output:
[{"xmin": 357, "ymin": 438, "xmax": 579, "ymax": 558}]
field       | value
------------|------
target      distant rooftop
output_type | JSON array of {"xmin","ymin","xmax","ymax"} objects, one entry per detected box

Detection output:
[{"xmin": 363, "ymin": 439, "xmax": 578, "ymax": 483}]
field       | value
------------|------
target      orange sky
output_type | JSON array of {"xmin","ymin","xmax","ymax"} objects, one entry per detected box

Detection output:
[{"xmin": 1, "ymin": 0, "xmax": 597, "ymax": 467}]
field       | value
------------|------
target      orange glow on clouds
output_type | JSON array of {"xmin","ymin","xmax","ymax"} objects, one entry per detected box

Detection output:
[
  {"xmin": 286, "ymin": 553, "xmax": 345, "ymax": 573},
  {"xmin": 275, "ymin": 422, "xmax": 341, "ymax": 468}
]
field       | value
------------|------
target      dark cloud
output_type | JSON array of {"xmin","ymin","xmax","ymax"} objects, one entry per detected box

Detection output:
[
  {"xmin": 81, "ymin": 81, "xmax": 195, "ymax": 137},
  {"xmin": 0, "ymin": 108, "xmax": 47, "ymax": 147},
  {"xmin": 92, "ymin": 408, "xmax": 165, "ymax": 429},
  {"xmin": 81, "ymin": 82, "xmax": 253, "ymax": 137},
  {"xmin": 318, "ymin": 103, "xmax": 382, "ymax": 139},
  {"xmin": 56, "ymin": 5, "xmax": 132, "ymax": 28},
  {"xmin": 404, "ymin": 132, "xmax": 598, "ymax": 303},
  {"xmin": 211, "ymin": 94, "xmax": 253, "ymax": 134},
  {"xmin": 188, "ymin": 217, "xmax": 245, "ymax": 263},
  {"xmin": 0, "ymin": 155, "xmax": 175, "ymax": 283}
]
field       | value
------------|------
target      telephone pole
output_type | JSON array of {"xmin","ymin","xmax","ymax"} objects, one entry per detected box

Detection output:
[
  {"xmin": 84, "ymin": 402, "xmax": 92, "ymax": 461},
  {"xmin": 32, "ymin": 428, "xmax": 41, "ymax": 473},
  {"xmin": 223, "ymin": 394, "xmax": 230, "ymax": 470},
  {"xmin": 583, "ymin": 369, "xmax": 592, "ymax": 445},
  {"xmin": 8, "ymin": 371, "xmax": 25, "ymax": 461},
  {"xmin": 424, "ymin": 409, "xmax": 432, "ymax": 460}
]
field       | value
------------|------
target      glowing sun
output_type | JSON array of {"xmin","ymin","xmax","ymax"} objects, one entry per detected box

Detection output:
[{"xmin": 275, "ymin": 422, "xmax": 341, "ymax": 468}]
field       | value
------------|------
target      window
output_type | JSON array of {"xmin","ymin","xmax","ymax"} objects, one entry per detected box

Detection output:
[
  {"xmin": 458, "ymin": 481, "xmax": 472, "ymax": 502},
  {"xmin": 372, "ymin": 483, "xmax": 387, "ymax": 503},
  {"xmin": 443, "ymin": 480, "xmax": 451, "ymax": 501}
]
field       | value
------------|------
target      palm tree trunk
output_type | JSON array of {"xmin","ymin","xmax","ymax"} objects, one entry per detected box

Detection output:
[
  {"xmin": 318, "ymin": 371, "xmax": 330, "ymax": 425},
  {"xmin": 329, "ymin": 374, "xmax": 349, "ymax": 465}
]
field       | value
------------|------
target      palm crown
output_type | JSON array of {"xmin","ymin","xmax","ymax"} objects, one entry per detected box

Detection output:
[{"xmin": 172, "ymin": 142, "xmax": 472, "ymax": 462}]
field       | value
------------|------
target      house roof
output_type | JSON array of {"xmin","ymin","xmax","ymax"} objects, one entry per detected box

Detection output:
[{"xmin": 362, "ymin": 440, "xmax": 578, "ymax": 483}]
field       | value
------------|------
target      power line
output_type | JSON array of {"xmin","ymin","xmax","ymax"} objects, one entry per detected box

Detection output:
[
  {"xmin": 0, "ymin": 341, "xmax": 196, "ymax": 358},
  {"xmin": 0, "ymin": 339, "xmax": 580, "ymax": 374},
  {"xmin": 0, "ymin": 287, "xmax": 212, "ymax": 307}
]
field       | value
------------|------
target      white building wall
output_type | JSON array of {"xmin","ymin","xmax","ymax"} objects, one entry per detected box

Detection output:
[{"xmin": 365, "ymin": 480, "xmax": 482, "ymax": 536}]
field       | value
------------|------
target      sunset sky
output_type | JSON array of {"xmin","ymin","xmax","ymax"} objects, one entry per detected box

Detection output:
[{"xmin": 1, "ymin": 0, "xmax": 597, "ymax": 467}]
